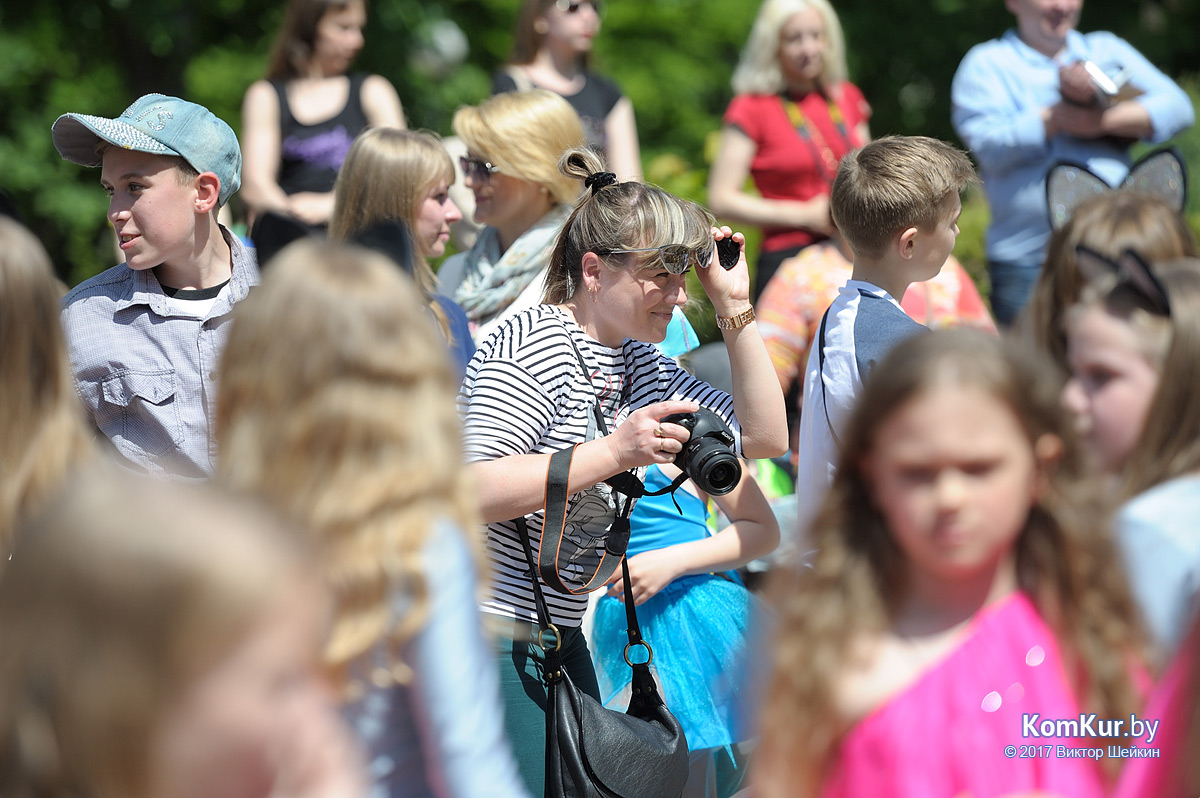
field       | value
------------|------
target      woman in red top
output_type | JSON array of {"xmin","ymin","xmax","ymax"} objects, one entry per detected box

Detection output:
[{"xmin": 708, "ymin": 0, "xmax": 870, "ymax": 298}]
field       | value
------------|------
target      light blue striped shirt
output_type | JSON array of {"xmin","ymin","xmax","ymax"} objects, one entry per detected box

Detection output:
[
  {"xmin": 60, "ymin": 226, "xmax": 258, "ymax": 479},
  {"xmin": 952, "ymin": 29, "xmax": 1193, "ymax": 268}
]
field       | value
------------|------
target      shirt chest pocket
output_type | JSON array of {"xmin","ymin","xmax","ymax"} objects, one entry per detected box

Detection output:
[{"xmin": 94, "ymin": 370, "xmax": 185, "ymax": 458}]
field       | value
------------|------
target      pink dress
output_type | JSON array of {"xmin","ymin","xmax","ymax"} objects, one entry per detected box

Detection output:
[
  {"xmin": 1110, "ymin": 631, "xmax": 1193, "ymax": 797},
  {"xmin": 822, "ymin": 592, "xmax": 1106, "ymax": 798}
]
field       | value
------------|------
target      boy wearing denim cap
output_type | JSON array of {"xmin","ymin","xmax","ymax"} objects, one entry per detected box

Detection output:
[{"xmin": 54, "ymin": 94, "xmax": 258, "ymax": 479}]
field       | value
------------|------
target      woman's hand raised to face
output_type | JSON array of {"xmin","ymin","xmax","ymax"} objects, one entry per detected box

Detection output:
[
  {"xmin": 605, "ymin": 400, "xmax": 699, "ymax": 472},
  {"xmin": 694, "ymin": 227, "xmax": 751, "ymax": 316}
]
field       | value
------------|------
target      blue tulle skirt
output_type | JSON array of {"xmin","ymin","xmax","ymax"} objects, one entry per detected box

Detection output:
[{"xmin": 590, "ymin": 572, "xmax": 759, "ymax": 751}]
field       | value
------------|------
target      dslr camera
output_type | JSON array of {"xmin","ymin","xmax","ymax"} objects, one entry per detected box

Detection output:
[{"xmin": 661, "ymin": 409, "xmax": 741, "ymax": 495}]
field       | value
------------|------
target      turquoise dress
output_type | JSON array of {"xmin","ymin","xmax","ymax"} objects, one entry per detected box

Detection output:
[{"xmin": 590, "ymin": 464, "xmax": 759, "ymax": 752}]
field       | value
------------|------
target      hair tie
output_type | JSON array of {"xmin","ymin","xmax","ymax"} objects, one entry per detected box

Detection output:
[{"xmin": 584, "ymin": 171, "xmax": 618, "ymax": 195}]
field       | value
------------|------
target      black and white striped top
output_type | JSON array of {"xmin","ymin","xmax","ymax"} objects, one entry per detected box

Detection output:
[{"xmin": 458, "ymin": 305, "xmax": 740, "ymax": 627}]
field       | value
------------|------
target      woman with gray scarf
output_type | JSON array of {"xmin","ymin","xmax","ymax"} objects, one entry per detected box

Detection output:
[{"xmin": 437, "ymin": 90, "xmax": 585, "ymax": 344}]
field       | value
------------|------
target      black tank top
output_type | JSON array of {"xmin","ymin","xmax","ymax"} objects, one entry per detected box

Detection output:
[
  {"xmin": 490, "ymin": 69, "xmax": 623, "ymax": 155},
  {"xmin": 271, "ymin": 73, "xmax": 368, "ymax": 195}
]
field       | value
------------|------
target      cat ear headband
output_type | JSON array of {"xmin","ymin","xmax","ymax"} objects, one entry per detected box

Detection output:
[
  {"xmin": 1074, "ymin": 245, "xmax": 1171, "ymax": 317},
  {"xmin": 1047, "ymin": 148, "xmax": 1187, "ymax": 230}
]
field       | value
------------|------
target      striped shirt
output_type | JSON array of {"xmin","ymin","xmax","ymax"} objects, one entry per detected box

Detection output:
[{"xmin": 459, "ymin": 305, "xmax": 739, "ymax": 627}]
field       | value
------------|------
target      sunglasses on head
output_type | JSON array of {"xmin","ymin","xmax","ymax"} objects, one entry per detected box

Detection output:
[
  {"xmin": 460, "ymin": 156, "xmax": 500, "ymax": 184},
  {"xmin": 555, "ymin": 0, "xmax": 602, "ymax": 13},
  {"xmin": 601, "ymin": 244, "xmax": 712, "ymax": 275}
]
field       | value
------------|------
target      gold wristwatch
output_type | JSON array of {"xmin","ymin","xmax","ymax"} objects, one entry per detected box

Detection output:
[{"xmin": 715, "ymin": 306, "xmax": 755, "ymax": 330}]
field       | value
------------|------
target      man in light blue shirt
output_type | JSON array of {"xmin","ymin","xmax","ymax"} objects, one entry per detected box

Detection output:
[{"xmin": 951, "ymin": 0, "xmax": 1193, "ymax": 325}]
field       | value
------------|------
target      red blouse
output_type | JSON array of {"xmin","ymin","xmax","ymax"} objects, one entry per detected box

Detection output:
[{"xmin": 723, "ymin": 83, "xmax": 870, "ymax": 254}]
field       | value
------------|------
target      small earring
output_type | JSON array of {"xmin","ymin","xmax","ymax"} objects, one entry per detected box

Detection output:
[{"xmin": 534, "ymin": 19, "xmax": 549, "ymax": 34}]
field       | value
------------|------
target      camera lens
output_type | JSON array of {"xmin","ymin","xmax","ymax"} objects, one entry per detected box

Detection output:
[{"xmin": 687, "ymin": 443, "xmax": 741, "ymax": 496}]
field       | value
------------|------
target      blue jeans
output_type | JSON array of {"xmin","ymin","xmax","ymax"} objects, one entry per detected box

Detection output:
[
  {"xmin": 987, "ymin": 259, "xmax": 1042, "ymax": 327},
  {"xmin": 495, "ymin": 626, "xmax": 600, "ymax": 797}
]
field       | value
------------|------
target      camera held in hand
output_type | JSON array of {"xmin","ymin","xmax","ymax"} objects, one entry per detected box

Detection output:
[{"xmin": 661, "ymin": 409, "xmax": 741, "ymax": 495}]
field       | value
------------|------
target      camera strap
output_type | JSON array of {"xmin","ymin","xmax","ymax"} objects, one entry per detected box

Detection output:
[{"xmin": 563, "ymin": 330, "xmax": 690, "ymax": 501}]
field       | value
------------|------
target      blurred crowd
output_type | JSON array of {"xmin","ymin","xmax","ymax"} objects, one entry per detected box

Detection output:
[{"xmin": 2, "ymin": 1, "xmax": 1199, "ymax": 797}]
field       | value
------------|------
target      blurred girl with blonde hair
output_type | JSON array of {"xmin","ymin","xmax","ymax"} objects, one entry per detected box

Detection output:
[
  {"xmin": 1062, "ymin": 255, "xmax": 1200, "ymax": 655},
  {"xmin": 756, "ymin": 330, "xmax": 1143, "ymax": 797},
  {"xmin": 0, "ymin": 216, "xmax": 93, "ymax": 563},
  {"xmin": 218, "ymin": 240, "xmax": 527, "ymax": 798},
  {"xmin": 0, "ymin": 470, "xmax": 360, "ymax": 798}
]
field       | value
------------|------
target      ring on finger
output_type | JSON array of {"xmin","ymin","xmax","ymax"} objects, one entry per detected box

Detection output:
[
  {"xmin": 653, "ymin": 425, "xmax": 666, "ymax": 438},
  {"xmin": 659, "ymin": 437, "xmax": 666, "ymax": 452}
]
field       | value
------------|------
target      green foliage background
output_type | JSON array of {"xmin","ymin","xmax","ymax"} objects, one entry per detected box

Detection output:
[{"xmin": 2, "ymin": 0, "xmax": 1199, "ymax": 299}]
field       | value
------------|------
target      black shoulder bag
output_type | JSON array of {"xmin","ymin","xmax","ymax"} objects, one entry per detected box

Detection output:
[
  {"xmin": 510, "ymin": 327, "xmax": 688, "ymax": 797},
  {"xmin": 514, "ymin": 444, "xmax": 688, "ymax": 798}
]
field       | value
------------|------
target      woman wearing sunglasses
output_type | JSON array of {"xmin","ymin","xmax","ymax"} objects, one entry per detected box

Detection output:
[
  {"xmin": 457, "ymin": 145, "xmax": 787, "ymax": 796},
  {"xmin": 493, "ymin": 0, "xmax": 641, "ymax": 182},
  {"xmin": 436, "ymin": 90, "xmax": 585, "ymax": 344}
]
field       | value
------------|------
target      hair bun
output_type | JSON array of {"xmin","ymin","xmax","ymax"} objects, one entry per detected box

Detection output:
[{"xmin": 584, "ymin": 171, "xmax": 618, "ymax": 195}]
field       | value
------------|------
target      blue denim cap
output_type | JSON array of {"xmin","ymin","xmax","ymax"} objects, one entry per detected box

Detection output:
[{"xmin": 52, "ymin": 93, "xmax": 242, "ymax": 207}]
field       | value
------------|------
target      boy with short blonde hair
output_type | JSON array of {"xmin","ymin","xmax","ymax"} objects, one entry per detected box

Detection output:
[
  {"xmin": 794, "ymin": 136, "xmax": 978, "ymax": 544},
  {"xmin": 54, "ymin": 94, "xmax": 258, "ymax": 479}
]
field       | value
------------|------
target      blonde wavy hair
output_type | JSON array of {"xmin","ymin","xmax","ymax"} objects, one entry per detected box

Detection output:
[
  {"xmin": 452, "ymin": 89, "xmax": 585, "ymax": 206},
  {"xmin": 0, "ymin": 217, "xmax": 93, "ymax": 561},
  {"xmin": 1019, "ymin": 192, "xmax": 1196, "ymax": 374},
  {"xmin": 216, "ymin": 239, "xmax": 480, "ymax": 692},
  {"xmin": 0, "ymin": 469, "xmax": 313, "ymax": 798},
  {"xmin": 542, "ymin": 147, "xmax": 715, "ymax": 304},
  {"xmin": 756, "ymin": 329, "xmax": 1144, "ymax": 794},
  {"xmin": 731, "ymin": 0, "xmax": 848, "ymax": 95}
]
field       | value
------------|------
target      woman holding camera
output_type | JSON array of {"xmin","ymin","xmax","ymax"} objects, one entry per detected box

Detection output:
[{"xmin": 457, "ymin": 146, "xmax": 787, "ymax": 795}]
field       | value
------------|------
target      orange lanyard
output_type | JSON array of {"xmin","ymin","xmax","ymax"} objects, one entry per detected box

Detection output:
[{"xmin": 782, "ymin": 93, "xmax": 853, "ymax": 183}]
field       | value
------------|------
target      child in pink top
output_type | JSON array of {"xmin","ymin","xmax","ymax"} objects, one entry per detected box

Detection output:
[{"xmin": 754, "ymin": 329, "xmax": 1144, "ymax": 797}]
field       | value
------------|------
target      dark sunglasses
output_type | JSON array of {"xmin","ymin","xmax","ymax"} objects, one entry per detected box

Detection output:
[
  {"xmin": 555, "ymin": 0, "xmax": 602, "ymax": 13},
  {"xmin": 460, "ymin": 156, "xmax": 500, "ymax": 184},
  {"xmin": 601, "ymin": 244, "xmax": 712, "ymax": 275}
]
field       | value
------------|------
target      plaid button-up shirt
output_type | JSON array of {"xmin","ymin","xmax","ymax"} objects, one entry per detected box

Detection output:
[{"xmin": 60, "ymin": 226, "xmax": 258, "ymax": 479}]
